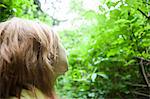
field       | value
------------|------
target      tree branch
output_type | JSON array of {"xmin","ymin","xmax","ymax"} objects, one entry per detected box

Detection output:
[
  {"xmin": 34, "ymin": 0, "xmax": 43, "ymax": 12},
  {"xmin": 140, "ymin": 60, "xmax": 150, "ymax": 88},
  {"xmin": 132, "ymin": 91, "xmax": 150, "ymax": 97},
  {"xmin": 133, "ymin": 56, "xmax": 150, "ymax": 65},
  {"xmin": 126, "ymin": 82, "xmax": 148, "ymax": 88},
  {"xmin": 137, "ymin": 8, "xmax": 149, "ymax": 19}
]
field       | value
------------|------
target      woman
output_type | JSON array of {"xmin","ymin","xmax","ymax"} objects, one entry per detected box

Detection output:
[{"xmin": 0, "ymin": 17, "xmax": 68, "ymax": 99}]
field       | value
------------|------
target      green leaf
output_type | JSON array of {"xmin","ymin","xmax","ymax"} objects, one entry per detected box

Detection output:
[
  {"xmin": 124, "ymin": 60, "xmax": 136, "ymax": 66},
  {"xmin": 91, "ymin": 73, "xmax": 97, "ymax": 82},
  {"xmin": 0, "ymin": 4, "xmax": 7, "ymax": 8},
  {"xmin": 97, "ymin": 72, "xmax": 108, "ymax": 79}
]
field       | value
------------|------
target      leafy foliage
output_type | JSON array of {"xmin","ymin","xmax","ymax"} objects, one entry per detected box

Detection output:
[
  {"xmin": 0, "ymin": 0, "xmax": 150, "ymax": 98},
  {"xmin": 56, "ymin": 0, "xmax": 150, "ymax": 98},
  {"xmin": 0, "ymin": 0, "xmax": 52, "ymax": 23}
]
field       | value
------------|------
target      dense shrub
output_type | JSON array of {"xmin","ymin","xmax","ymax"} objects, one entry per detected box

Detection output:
[
  {"xmin": 56, "ymin": 0, "xmax": 150, "ymax": 98},
  {"xmin": 0, "ymin": 0, "xmax": 52, "ymax": 23}
]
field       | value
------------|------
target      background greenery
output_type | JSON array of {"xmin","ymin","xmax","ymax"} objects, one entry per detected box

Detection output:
[
  {"xmin": 0, "ymin": 0, "xmax": 150, "ymax": 99},
  {"xmin": 0, "ymin": 0, "xmax": 52, "ymax": 23}
]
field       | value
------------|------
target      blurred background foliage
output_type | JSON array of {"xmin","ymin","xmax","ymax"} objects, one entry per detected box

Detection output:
[
  {"xmin": 0, "ymin": 0, "xmax": 52, "ymax": 23},
  {"xmin": 0, "ymin": 0, "xmax": 150, "ymax": 99}
]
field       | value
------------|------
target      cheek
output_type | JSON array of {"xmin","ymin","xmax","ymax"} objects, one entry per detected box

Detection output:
[
  {"xmin": 54, "ymin": 51, "xmax": 68, "ymax": 75},
  {"xmin": 56, "ymin": 59, "xmax": 68, "ymax": 74},
  {"xmin": 53, "ymin": 43, "xmax": 69, "ymax": 75}
]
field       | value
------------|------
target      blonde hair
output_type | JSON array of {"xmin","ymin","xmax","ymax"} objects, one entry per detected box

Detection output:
[{"xmin": 0, "ymin": 17, "xmax": 59, "ymax": 98}]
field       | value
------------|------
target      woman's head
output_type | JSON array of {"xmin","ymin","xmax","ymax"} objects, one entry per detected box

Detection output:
[{"xmin": 0, "ymin": 17, "xmax": 68, "ymax": 98}]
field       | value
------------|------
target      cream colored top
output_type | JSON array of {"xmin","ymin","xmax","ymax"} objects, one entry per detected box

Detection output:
[{"xmin": 10, "ymin": 88, "xmax": 47, "ymax": 99}]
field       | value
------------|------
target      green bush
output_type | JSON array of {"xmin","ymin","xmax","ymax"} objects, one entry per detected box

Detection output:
[
  {"xmin": 0, "ymin": 0, "xmax": 52, "ymax": 23},
  {"xmin": 56, "ymin": 0, "xmax": 150, "ymax": 98}
]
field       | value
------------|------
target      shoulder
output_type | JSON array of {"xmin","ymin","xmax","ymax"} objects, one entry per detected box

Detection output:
[{"xmin": 10, "ymin": 88, "xmax": 47, "ymax": 99}]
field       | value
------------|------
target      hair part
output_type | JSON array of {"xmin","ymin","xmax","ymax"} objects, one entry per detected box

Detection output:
[{"xmin": 0, "ymin": 17, "xmax": 59, "ymax": 98}]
